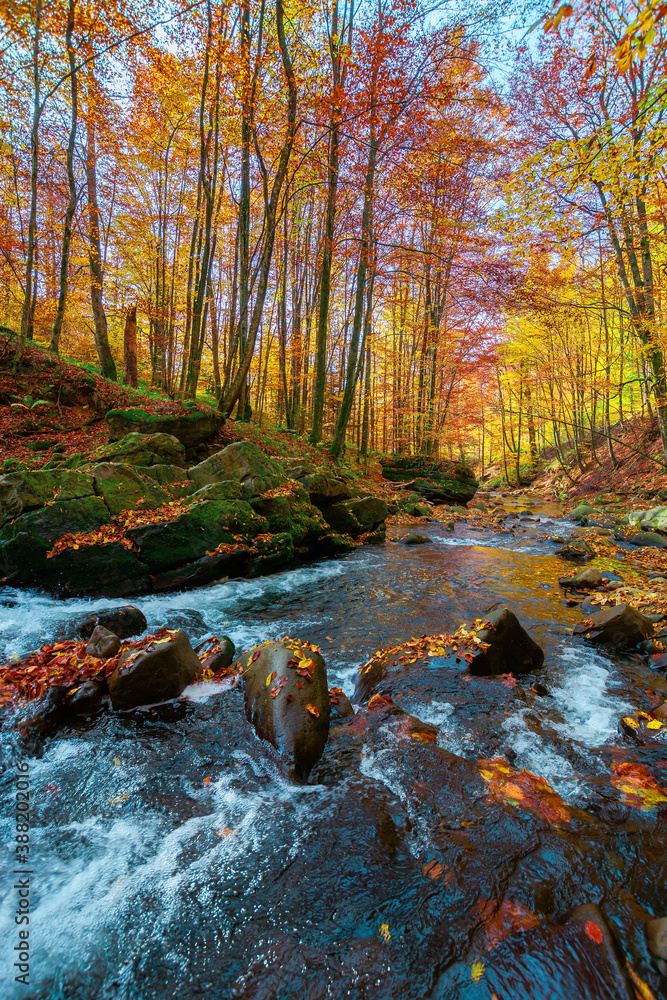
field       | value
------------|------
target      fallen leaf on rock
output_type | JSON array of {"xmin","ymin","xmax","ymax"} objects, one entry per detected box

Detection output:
[
  {"xmin": 501, "ymin": 672, "xmax": 517, "ymax": 688},
  {"xmin": 216, "ymin": 827, "xmax": 234, "ymax": 838},
  {"xmin": 379, "ymin": 923, "xmax": 391, "ymax": 943},
  {"xmin": 611, "ymin": 761, "xmax": 667, "ymax": 811},
  {"xmin": 265, "ymin": 671, "xmax": 277, "ymax": 686},
  {"xmin": 585, "ymin": 920, "xmax": 604, "ymax": 944},
  {"xmin": 471, "ymin": 959, "xmax": 485, "ymax": 983},
  {"xmin": 204, "ymin": 776, "xmax": 211, "ymax": 785},
  {"xmin": 306, "ymin": 704, "xmax": 319, "ymax": 717}
]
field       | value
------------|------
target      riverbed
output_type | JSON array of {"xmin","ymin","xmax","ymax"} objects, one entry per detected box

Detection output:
[{"xmin": 1, "ymin": 503, "xmax": 665, "ymax": 999}]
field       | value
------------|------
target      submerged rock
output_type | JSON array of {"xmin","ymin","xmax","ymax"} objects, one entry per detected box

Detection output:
[
  {"xmin": 65, "ymin": 679, "xmax": 105, "ymax": 715},
  {"xmin": 241, "ymin": 638, "xmax": 330, "ymax": 781},
  {"xmin": 573, "ymin": 603, "xmax": 653, "ymax": 649},
  {"xmin": 402, "ymin": 532, "xmax": 430, "ymax": 545},
  {"xmin": 108, "ymin": 629, "xmax": 202, "ymax": 710}
]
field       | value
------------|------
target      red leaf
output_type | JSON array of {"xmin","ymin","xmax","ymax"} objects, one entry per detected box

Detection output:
[{"xmin": 585, "ymin": 921, "xmax": 604, "ymax": 944}]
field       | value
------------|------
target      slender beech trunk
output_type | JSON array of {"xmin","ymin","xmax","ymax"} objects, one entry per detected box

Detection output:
[
  {"xmin": 330, "ymin": 127, "xmax": 378, "ymax": 460},
  {"xmin": 123, "ymin": 306, "xmax": 138, "ymax": 387},
  {"xmin": 86, "ymin": 76, "xmax": 116, "ymax": 380},
  {"xmin": 14, "ymin": 0, "xmax": 43, "ymax": 370},
  {"xmin": 310, "ymin": 0, "xmax": 350, "ymax": 443},
  {"xmin": 51, "ymin": 0, "xmax": 77, "ymax": 354}
]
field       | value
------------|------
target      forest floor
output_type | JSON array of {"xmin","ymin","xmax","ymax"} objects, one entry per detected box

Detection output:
[{"xmin": 526, "ymin": 414, "xmax": 667, "ymax": 501}]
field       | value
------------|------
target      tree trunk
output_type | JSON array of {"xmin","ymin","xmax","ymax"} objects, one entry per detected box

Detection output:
[
  {"xmin": 14, "ymin": 0, "xmax": 43, "ymax": 371},
  {"xmin": 86, "ymin": 79, "xmax": 116, "ymax": 380},
  {"xmin": 51, "ymin": 0, "xmax": 77, "ymax": 355},
  {"xmin": 123, "ymin": 306, "xmax": 138, "ymax": 387}
]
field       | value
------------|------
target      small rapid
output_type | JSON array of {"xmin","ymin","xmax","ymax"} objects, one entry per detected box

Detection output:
[{"xmin": 1, "ymin": 505, "xmax": 665, "ymax": 1000}]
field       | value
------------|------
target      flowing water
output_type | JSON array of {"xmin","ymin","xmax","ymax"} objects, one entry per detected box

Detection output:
[{"xmin": 1, "ymin": 503, "xmax": 666, "ymax": 999}]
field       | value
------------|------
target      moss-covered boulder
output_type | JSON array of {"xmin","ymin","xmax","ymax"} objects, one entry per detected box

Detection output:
[
  {"xmin": 0, "ymin": 469, "xmax": 94, "ymax": 527},
  {"xmin": 190, "ymin": 481, "xmax": 243, "ymax": 503},
  {"xmin": 299, "ymin": 473, "xmax": 352, "ymax": 507},
  {"xmin": 380, "ymin": 456, "xmax": 477, "ymax": 505},
  {"xmin": 141, "ymin": 464, "xmax": 190, "ymax": 487},
  {"xmin": 126, "ymin": 499, "xmax": 267, "ymax": 573},
  {"xmin": 49, "ymin": 542, "xmax": 149, "ymax": 596},
  {"xmin": 106, "ymin": 406, "xmax": 222, "ymax": 448},
  {"xmin": 188, "ymin": 441, "xmax": 284, "ymax": 489},
  {"xmin": 87, "ymin": 433, "xmax": 186, "ymax": 468},
  {"xmin": 90, "ymin": 463, "xmax": 171, "ymax": 515},
  {"xmin": 248, "ymin": 532, "xmax": 295, "ymax": 576},
  {"xmin": 321, "ymin": 496, "xmax": 388, "ymax": 536},
  {"xmin": 0, "ymin": 497, "xmax": 112, "ymax": 584}
]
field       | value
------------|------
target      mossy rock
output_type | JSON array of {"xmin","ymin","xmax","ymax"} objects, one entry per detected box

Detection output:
[
  {"xmin": 90, "ymin": 463, "xmax": 172, "ymax": 516},
  {"xmin": 126, "ymin": 499, "xmax": 268, "ymax": 573},
  {"xmin": 141, "ymin": 464, "xmax": 190, "ymax": 487},
  {"xmin": 0, "ymin": 469, "xmax": 95, "ymax": 527},
  {"xmin": 49, "ymin": 541, "xmax": 150, "ymax": 596},
  {"xmin": 190, "ymin": 481, "xmax": 243, "ymax": 504},
  {"xmin": 0, "ymin": 497, "xmax": 112, "ymax": 584},
  {"xmin": 380, "ymin": 456, "xmax": 478, "ymax": 505},
  {"xmin": 247, "ymin": 532, "xmax": 295, "ymax": 576},
  {"xmin": 187, "ymin": 441, "xmax": 284, "ymax": 489},
  {"xmin": 106, "ymin": 407, "xmax": 222, "ymax": 448},
  {"xmin": 322, "ymin": 496, "xmax": 388, "ymax": 536},
  {"xmin": 90, "ymin": 433, "xmax": 186, "ymax": 468}
]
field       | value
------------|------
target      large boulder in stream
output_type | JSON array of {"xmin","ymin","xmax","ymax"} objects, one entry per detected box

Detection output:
[
  {"xmin": 573, "ymin": 603, "xmax": 653, "ymax": 649},
  {"xmin": 322, "ymin": 495, "xmax": 388, "ymax": 535},
  {"xmin": 356, "ymin": 607, "xmax": 544, "ymax": 702},
  {"xmin": 241, "ymin": 638, "xmax": 330, "ymax": 782},
  {"xmin": 559, "ymin": 567, "xmax": 603, "ymax": 590},
  {"xmin": 108, "ymin": 628, "xmax": 202, "ymax": 710}
]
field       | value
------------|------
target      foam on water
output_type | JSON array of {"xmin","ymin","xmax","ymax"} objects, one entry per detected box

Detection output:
[{"xmin": 550, "ymin": 644, "xmax": 633, "ymax": 747}]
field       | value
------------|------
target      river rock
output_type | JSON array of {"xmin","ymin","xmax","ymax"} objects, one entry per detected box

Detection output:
[
  {"xmin": 56, "ymin": 605, "xmax": 147, "ymax": 641},
  {"xmin": 241, "ymin": 639, "xmax": 330, "ymax": 782},
  {"xmin": 106, "ymin": 406, "xmax": 222, "ymax": 448},
  {"xmin": 299, "ymin": 473, "xmax": 352, "ymax": 507},
  {"xmin": 329, "ymin": 687, "xmax": 354, "ymax": 719},
  {"xmin": 558, "ymin": 568, "xmax": 603, "ymax": 590},
  {"xmin": 322, "ymin": 496, "xmax": 388, "ymax": 535},
  {"xmin": 573, "ymin": 603, "xmax": 653, "ymax": 648},
  {"xmin": 108, "ymin": 629, "xmax": 202, "ymax": 710},
  {"xmin": 197, "ymin": 635, "xmax": 236, "ymax": 672},
  {"xmin": 555, "ymin": 539, "xmax": 593, "ymax": 561},
  {"xmin": 85, "ymin": 625, "xmax": 121, "ymax": 659},
  {"xmin": 355, "ymin": 607, "xmax": 543, "ymax": 702},
  {"xmin": 187, "ymin": 441, "xmax": 283, "ymax": 489},
  {"xmin": 0, "ymin": 496, "xmax": 113, "ymax": 585},
  {"xmin": 466, "ymin": 607, "xmax": 545, "ymax": 676},
  {"xmin": 628, "ymin": 531, "xmax": 667, "ymax": 549},
  {"xmin": 126, "ymin": 499, "xmax": 266, "ymax": 573},
  {"xmin": 402, "ymin": 532, "xmax": 430, "ymax": 545},
  {"xmin": 65, "ymin": 679, "xmax": 105, "ymax": 715}
]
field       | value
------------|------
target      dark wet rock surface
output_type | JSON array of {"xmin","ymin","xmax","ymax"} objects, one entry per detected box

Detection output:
[{"xmin": 1, "ymin": 501, "xmax": 666, "ymax": 998}]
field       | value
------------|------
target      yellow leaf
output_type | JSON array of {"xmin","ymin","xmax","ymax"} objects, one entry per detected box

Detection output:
[
  {"xmin": 646, "ymin": 719, "xmax": 663, "ymax": 730},
  {"xmin": 113, "ymin": 757, "xmax": 121, "ymax": 765},
  {"xmin": 379, "ymin": 923, "xmax": 391, "ymax": 943},
  {"xmin": 622, "ymin": 716, "xmax": 640, "ymax": 728},
  {"xmin": 471, "ymin": 959, "xmax": 485, "ymax": 983}
]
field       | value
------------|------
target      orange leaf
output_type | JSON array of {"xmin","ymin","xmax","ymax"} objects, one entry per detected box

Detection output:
[{"xmin": 306, "ymin": 704, "xmax": 319, "ymax": 717}]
